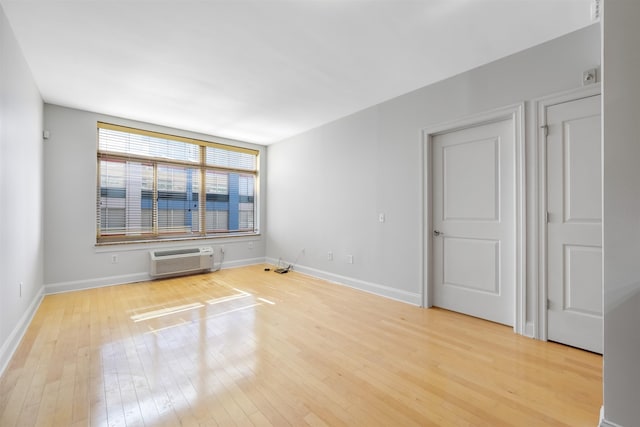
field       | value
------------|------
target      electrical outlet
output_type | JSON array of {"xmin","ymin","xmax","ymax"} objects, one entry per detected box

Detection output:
[
  {"xmin": 19, "ymin": 282, "xmax": 22, "ymax": 297},
  {"xmin": 328, "ymin": 251, "xmax": 333, "ymax": 261},
  {"xmin": 248, "ymin": 241, "xmax": 254, "ymax": 250},
  {"xmin": 347, "ymin": 254, "xmax": 354, "ymax": 264},
  {"xmin": 111, "ymin": 254, "xmax": 118, "ymax": 264},
  {"xmin": 379, "ymin": 213, "xmax": 385, "ymax": 223}
]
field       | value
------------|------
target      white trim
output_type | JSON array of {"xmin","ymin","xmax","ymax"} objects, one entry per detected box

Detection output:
[
  {"xmin": 533, "ymin": 84, "xmax": 601, "ymax": 341},
  {"xmin": 0, "ymin": 286, "xmax": 45, "ymax": 376},
  {"xmin": 421, "ymin": 103, "xmax": 526, "ymax": 334},
  {"xmin": 598, "ymin": 405, "xmax": 625, "ymax": 427},
  {"xmin": 266, "ymin": 258, "xmax": 422, "ymax": 306},
  {"xmin": 524, "ymin": 321, "xmax": 535, "ymax": 338},
  {"xmin": 515, "ymin": 103, "xmax": 527, "ymax": 336},
  {"xmin": 45, "ymin": 273, "xmax": 151, "ymax": 294},
  {"xmin": 45, "ymin": 257, "xmax": 266, "ymax": 294},
  {"xmin": 421, "ymin": 127, "xmax": 432, "ymax": 308},
  {"xmin": 94, "ymin": 236, "xmax": 262, "ymax": 253},
  {"xmin": 217, "ymin": 257, "xmax": 266, "ymax": 270}
]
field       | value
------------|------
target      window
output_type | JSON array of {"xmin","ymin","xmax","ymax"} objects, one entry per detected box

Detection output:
[{"xmin": 96, "ymin": 122, "xmax": 258, "ymax": 243}]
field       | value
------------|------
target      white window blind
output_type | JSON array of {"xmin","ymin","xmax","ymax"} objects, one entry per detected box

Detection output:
[{"xmin": 96, "ymin": 122, "xmax": 258, "ymax": 243}]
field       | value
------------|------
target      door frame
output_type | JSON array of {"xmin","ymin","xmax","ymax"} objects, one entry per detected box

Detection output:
[
  {"xmin": 534, "ymin": 84, "xmax": 602, "ymax": 342},
  {"xmin": 422, "ymin": 103, "xmax": 525, "ymax": 334}
]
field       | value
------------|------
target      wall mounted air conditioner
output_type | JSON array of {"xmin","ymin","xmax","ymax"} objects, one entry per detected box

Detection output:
[{"xmin": 149, "ymin": 247, "xmax": 214, "ymax": 279}]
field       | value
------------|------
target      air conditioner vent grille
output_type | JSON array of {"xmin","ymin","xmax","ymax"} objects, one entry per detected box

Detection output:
[
  {"xmin": 149, "ymin": 246, "xmax": 214, "ymax": 278},
  {"xmin": 156, "ymin": 256, "xmax": 201, "ymax": 275},
  {"xmin": 154, "ymin": 248, "xmax": 200, "ymax": 257}
]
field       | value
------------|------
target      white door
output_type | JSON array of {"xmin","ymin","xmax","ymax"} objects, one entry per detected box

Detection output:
[
  {"xmin": 432, "ymin": 119, "xmax": 515, "ymax": 326},
  {"xmin": 546, "ymin": 94, "xmax": 602, "ymax": 354}
]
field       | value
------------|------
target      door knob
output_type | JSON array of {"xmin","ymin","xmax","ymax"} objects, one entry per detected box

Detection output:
[{"xmin": 433, "ymin": 230, "xmax": 443, "ymax": 237}]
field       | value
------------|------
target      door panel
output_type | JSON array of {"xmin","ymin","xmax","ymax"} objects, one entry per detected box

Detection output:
[
  {"xmin": 443, "ymin": 137, "xmax": 499, "ymax": 221},
  {"xmin": 432, "ymin": 119, "xmax": 514, "ymax": 326},
  {"xmin": 443, "ymin": 237, "xmax": 499, "ymax": 294},
  {"xmin": 564, "ymin": 245, "xmax": 602, "ymax": 316},
  {"xmin": 547, "ymin": 94, "xmax": 602, "ymax": 353},
  {"xmin": 564, "ymin": 116, "xmax": 602, "ymax": 223}
]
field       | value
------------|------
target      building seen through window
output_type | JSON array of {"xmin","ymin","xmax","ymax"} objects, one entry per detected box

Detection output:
[{"xmin": 97, "ymin": 123, "xmax": 258, "ymax": 243}]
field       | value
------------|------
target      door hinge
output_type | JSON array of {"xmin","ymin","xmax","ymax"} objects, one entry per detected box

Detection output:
[
  {"xmin": 540, "ymin": 124, "xmax": 549, "ymax": 137},
  {"xmin": 546, "ymin": 211, "xmax": 550, "ymax": 223},
  {"xmin": 547, "ymin": 299, "xmax": 551, "ymax": 310}
]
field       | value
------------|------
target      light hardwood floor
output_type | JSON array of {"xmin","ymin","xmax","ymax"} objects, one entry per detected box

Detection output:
[{"xmin": 0, "ymin": 265, "xmax": 602, "ymax": 426}]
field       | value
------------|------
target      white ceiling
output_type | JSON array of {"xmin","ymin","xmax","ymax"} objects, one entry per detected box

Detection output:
[{"xmin": 1, "ymin": 0, "xmax": 594, "ymax": 145}]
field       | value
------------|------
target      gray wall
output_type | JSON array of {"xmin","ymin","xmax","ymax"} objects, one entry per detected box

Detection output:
[
  {"xmin": 266, "ymin": 24, "xmax": 601, "ymax": 317},
  {"xmin": 602, "ymin": 1, "xmax": 640, "ymax": 426},
  {"xmin": 0, "ymin": 5, "xmax": 44, "ymax": 372},
  {"xmin": 43, "ymin": 105, "xmax": 267, "ymax": 292}
]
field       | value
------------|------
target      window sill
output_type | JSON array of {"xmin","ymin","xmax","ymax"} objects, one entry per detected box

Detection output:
[{"xmin": 94, "ymin": 232, "xmax": 261, "ymax": 252}]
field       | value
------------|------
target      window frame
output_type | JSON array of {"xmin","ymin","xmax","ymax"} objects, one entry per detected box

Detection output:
[{"xmin": 96, "ymin": 122, "xmax": 259, "ymax": 244}]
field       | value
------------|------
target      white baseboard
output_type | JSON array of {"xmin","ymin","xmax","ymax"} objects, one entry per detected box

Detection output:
[
  {"xmin": 0, "ymin": 286, "xmax": 44, "ymax": 376},
  {"xmin": 219, "ymin": 257, "xmax": 267, "ymax": 270},
  {"xmin": 45, "ymin": 272, "xmax": 151, "ymax": 294},
  {"xmin": 600, "ymin": 406, "xmax": 625, "ymax": 427},
  {"xmin": 44, "ymin": 257, "xmax": 267, "ymax": 295},
  {"xmin": 524, "ymin": 321, "xmax": 535, "ymax": 338},
  {"xmin": 600, "ymin": 418, "xmax": 624, "ymax": 427},
  {"xmin": 266, "ymin": 258, "xmax": 422, "ymax": 306}
]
